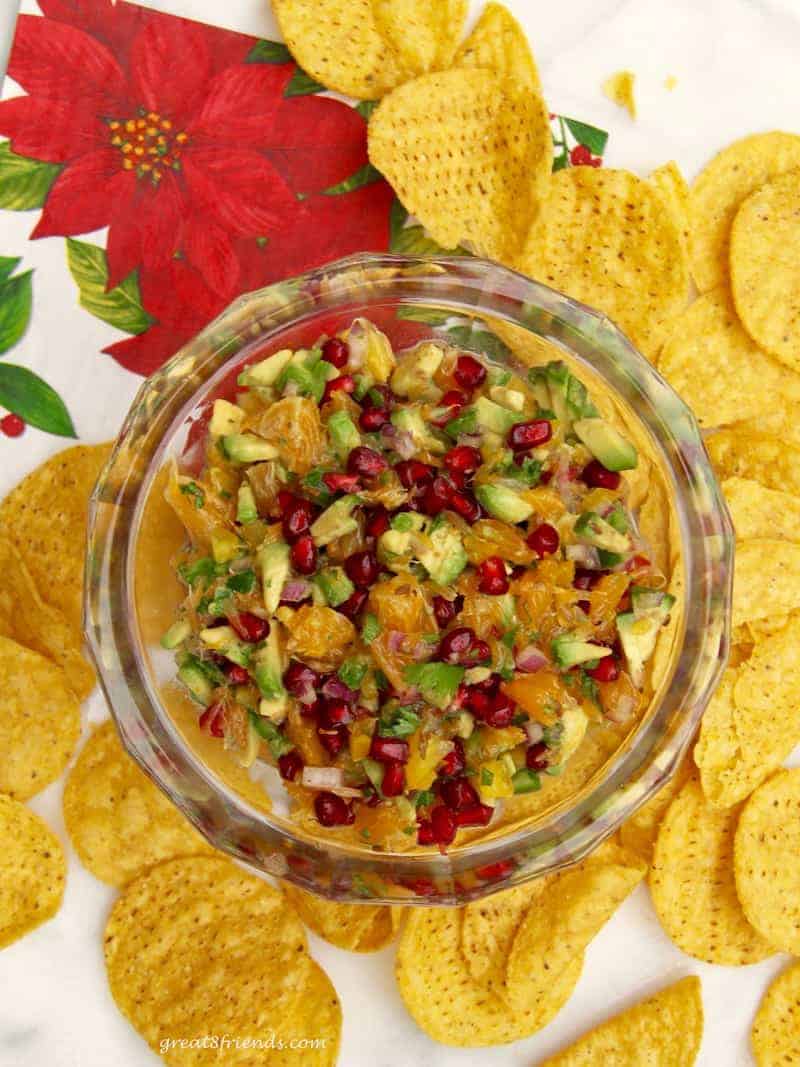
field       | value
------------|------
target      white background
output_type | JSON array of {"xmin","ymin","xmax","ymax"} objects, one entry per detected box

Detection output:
[{"xmin": 1, "ymin": 1, "xmax": 799, "ymax": 1065}]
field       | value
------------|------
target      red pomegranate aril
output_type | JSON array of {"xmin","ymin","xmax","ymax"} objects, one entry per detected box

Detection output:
[
  {"xmin": 290, "ymin": 534, "xmax": 317, "ymax": 575},
  {"xmin": 431, "ymin": 389, "xmax": 467, "ymax": 426},
  {"xmin": 573, "ymin": 567, "xmax": 601, "ymax": 591},
  {"xmin": 508, "ymin": 419, "xmax": 552, "ymax": 451},
  {"xmin": 526, "ymin": 741, "xmax": 549, "ymax": 771},
  {"xmin": 364, "ymin": 506, "xmax": 390, "ymax": 538},
  {"xmin": 344, "ymin": 549, "xmax": 379, "ymax": 588},
  {"xmin": 277, "ymin": 489, "xmax": 294, "ymax": 512},
  {"xmin": 438, "ymin": 626, "xmax": 476, "ymax": 663},
  {"xmin": 198, "ymin": 701, "xmax": 225, "ymax": 738},
  {"xmin": 282, "ymin": 496, "xmax": 315, "ymax": 541},
  {"xmin": 381, "ymin": 761, "xmax": 405, "ymax": 797},
  {"xmin": 359, "ymin": 406, "xmax": 389, "ymax": 432},
  {"xmin": 369, "ymin": 734, "xmax": 409, "ymax": 764},
  {"xmin": 395, "ymin": 459, "xmax": 434, "ymax": 488},
  {"xmin": 277, "ymin": 750, "xmax": 304, "ymax": 782},
  {"xmin": 475, "ymin": 859, "xmax": 514, "ymax": 881},
  {"xmin": 463, "ymin": 638, "xmax": 491, "ymax": 666},
  {"xmin": 314, "ymin": 791, "xmax": 355, "ymax": 827},
  {"xmin": 578, "ymin": 599, "xmax": 591, "ymax": 614},
  {"xmin": 322, "ymin": 375, "xmax": 355, "ymax": 404},
  {"xmin": 483, "ymin": 694, "xmax": 515, "ymax": 728},
  {"xmin": 323, "ymin": 472, "xmax": 361, "ymax": 494},
  {"xmin": 224, "ymin": 663, "xmax": 250, "ymax": 685},
  {"xmin": 318, "ymin": 725, "xmax": 348, "ymax": 756},
  {"xmin": 347, "ymin": 446, "xmax": 388, "ymax": 480},
  {"xmin": 455, "ymin": 804, "xmax": 494, "ymax": 828},
  {"xmin": 582, "ymin": 459, "xmax": 621, "ymax": 490},
  {"xmin": 444, "ymin": 445, "xmax": 482, "ymax": 475},
  {"xmin": 430, "ymin": 804, "xmax": 457, "ymax": 846},
  {"xmin": 465, "ymin": 688, "xmax": 490, "ymax": 716},
  {"xmin": 454, "ymin": 353, "xmax": 487, "ymax": 390},
  {"xmin": 421, "ymin": 476, "xmax": 453, "ymax": 516},
  {"xmin": 478, "ymin": 556, "xmax": 509, "ymax": 595},
  {"xmin": 230, "ymin": 612, "xmax": 270, "ymax": 643},
  {"xmin": 439, "ymin": 737, "xmax": 465, "ymax": 777},
  {"xmin": 589, "ymin": 655, "xmax": 619, "ymax": 683},
  {"xmin": 449, "ymin": 491, "xmax": 481, "ymax": 523},
  {"xmin": 321, "ymin": 336, "xmax": 349, "ymax": 368},
  {"xmin": 527, "ymin": 522, "xmax": 560, "ymax": 557},
  {"xmin": 284, "ymin": 659, "xmax": 320, "ymax": 696},
  {"xmin": 433, "ymin": 593, "xmax": 464, "ymax": 628},
  {"xmin": 300, "ymin": 697, "xmax": 323, "ymax": 720},
  {"xmin": 440, "ymin": 776, "xmax": 479, "ymax": 811},
  {"xmin": 417, "ymin": 820, "xmax": 436, "ymax": 845},
  {"xmin": 319, "ymin": 698, "xmax": 353, "ymax": 727},
  {"xmin": 336, "ymin": 588, "xmax": 368, "ymax": 620}
]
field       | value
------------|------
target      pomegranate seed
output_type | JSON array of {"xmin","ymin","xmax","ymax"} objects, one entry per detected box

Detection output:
[
  {"xmin": 440, "ymin": 776, "xmax": 479, "ymax": 811},
  {"xmin": 347, "ymin": 446, "xmax": 388, "ymax": 480},
  {"xmin": 444, "ymin": 445, "xmax": 482, "ymax": 475},
  {"xmin": 321, "ymin": 337, "xmax": 349, "ymax": 367},
  {"xmin": 465, "ymin": 688, "xmax": 490, "ymax": 716},
  {"xmin": 225, "ymin": 663, "xmax": 249, "ymax": 685},
  {"xmin": 482, "ymin": 692, "xmax": 515, "ymax": 728},
  {"xmin": 319, "ymin": 698, "xmax": 353, "ymax": 727},
  {"xmin": 421, "ymin": 476, "xmax": 454, "ymax": 516},
  {"xmin": 454, "ymin": 804, "xmax": 494, "ymax": 827},
  {"xmin": 570, "ymin": 143, "xmax": 593, "ymax": 166},
  {"xmin": 527, "ymin": 522, "xmax": 560, "ymax": 557},
  {"xmin": 359, "ymin": 406, "xmax": 389, "ymax": 432},
  {"xmin": 417, "ymin": 820, "xmax": 436, "ymax": 845},
  {"xmin": 323, "ymin": 472, "xmax": 361, "ymax": 494},
  {"xmin": 454, "ymin": 353, "xmax": 486, "ymax": 390},
  {"xmin": 336, "ymin": 588, "xmax": 368, "ymax": 620},
  {"xmin": 573, "ymin": 567, "xmax": 602, "ymax": 591},
  {"xmin": 369, "ymin": 734, "xmax": 409, "ymax": 763},
  {"xmin": 278, "ymin": 750, "xmax": 304, "ymax": 781},
  {"xmin": 395, "ymin": 459, "xmax": 434, "ymax": 488},
  {"xmin": 582, "ymin": 459, "xmax": 621, "ymax": 490},
  {"xmin": 198, "ymin": 701, "xmax": 225, "ymax": 738},
  {"xmin": 318, "ymin": 725, "xmax": 348, "ymax": 756},
  {"xmin": 290, "ymin": 533, "xmax": 317, "ymax": 574},
  {"xmin": 508, "ymin": 419, "xmax": 552, "ymax": 451},
  {"xmin": 300, "ymin": 697, "xmax": 323, "ymax": 720},
  {"xmin": 475, "ymin": 860, "xmax": 515, "ymax": 881},
  {"xmin": 439, "ymin": 738, "xmax": 465, "ymax": 777},
  {"xmin": 230, "ymin": 612, "xmax": 270, "ymax": 643},
  {"xmin": 284, "ymin": 660, "xmax": 320, "ymax": 696},
  {"xmin": 0, "ymin": 413, "xmax": 25, "ymax": 437},
  {"xmin": 344, "ymin": 549, "xmax": 379, "ymax": 587},
  {"xmin": 625, "ymin": 553, "xmax": 651, "ymax": 573},
  {"xmin": 431, "ymin": 389, "xmax": 467, "ymax": 427},
  {"xmin": 430, "ymin": 805, "xmax": 457, "ymax": 845},
  {"xmin": 478, "ymin": 556, "xmax": 509, "ymax": 596},
  {"xmin": 438, "ymin": 626, "xmax": 476, "ymax": 663},
  {"xmin": 364, "ymin": 506, "xmax": 390, "ymax": 538},
  {"xmin": 589, "ymin": 655, "xmax": 619, "ymax": 683},
  {"xmin": 526, "ymin": 741, "xmax": 549, "ymax": 771},
  {"xmin": 433, "ymin": 594, "xmax": 464, "ymax": 628},
  {"xmin": 322, "ymin": 374, "xmax": 355, "ymax": 404},
  {"xmin": 578, "ymin": 599, "xmax": 591, "ymax": 614},
  {"xmin": 314, "ymin": 791, "xmax": 355, "ymax": 826},
  {"xmin": 381, "ymin": 761, "xmax": 405, "ymax": 797},
  {"xmin": 277, "ymin": 489, "xmax": 294, "ymax": 512},
  {"xmin": 463, "ymin": 638, "xmax": 491, "ymax": 666},
  {"xmin": 449, "ymin": 491, "xmax": 481, "ymax": 523},
  {"xmin": 282, "ymin": 496, "xmax": 315, "ymax": 541}
]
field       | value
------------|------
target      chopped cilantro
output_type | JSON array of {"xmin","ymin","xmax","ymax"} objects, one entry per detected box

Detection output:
[
  {"xmin": 178, "ymin": 557, "xmax": 227, "ymax": 588},
  {"xmin": 498, "ymin": 663, "xmax": 515, "ymax": 682},
  {"xmin": 302, "ymin": 466, "xmax": 334, "ymax": 505},
  {"xmin": 248, "ymin": 712, "xmax": 294, "ymax": 759},
  {"xmin": 542, "ymin": 721, "xmax": 564, "ymax": 748},
  {"xmin": 351, "ymin": 874, "xmax": 373, "ymax": 898},
  {"xmin": 379, "ymin": 705, "xmax": 421, "ymax": 738},
  {"xmin": 179, "ymin": 481, "xmax": 205, "ymax": 509},
  {"xmin": 373, "ymin": 669, "xmax": 389, "ymax": 691},
  {"xmin": 413, "ymin": 789, "xmax": 436, "ymax": 809},
  {"xmin": 512, "ymin": 712, "xmax": 529, "ymax": 727},
  {"xmin": 501, "ymin": 627, "xmax": 518, "ymax": 649},
  {"xmin": 227, "ymin": 569, "xmax": 256, "ymax": 594},
  {"xmin": 361, "ymin": 613, "xmax": 381, "ymax": 643},
  {"xmin": 180, "ymin": 653, "xmax": 225, "ymax": 687},
  {"xmin": 353, "ymin": 375, "xmax": 371, "ymax": 400},
  {"xmin": 444, "ymin": 406, "xmax": 478, "ymax": 438},
  {"xmin": 391, "ymin": 512, "xmax": 415, "ymax": 532},
  {"xmin": 404, "ymin": 661, "xmax": 464, "ymax": 709},
  {"xmin": 367, "ymin": 387, "xmax": 386, "ymax": 406},
  {"xmin": 579, "ymin": 670, "xmax": 602, "ymax": 709},
  {"xmin": 198, "ymin": 586, "xmax": 232, "ymax": 617},
  {"xmin": 338, "ymin": 656, "xmax": 369, "ymax": 690},
  {"xmin": 481, "ymin": 767, "xmax": 494, "ymax": 786}
]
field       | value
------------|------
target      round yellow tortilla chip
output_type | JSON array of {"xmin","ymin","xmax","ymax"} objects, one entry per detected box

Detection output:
[
  {"xmin": 0, "ymin": 635, "xmax": 81, "ymax": 801},
  {"xmin": 540, "ymin": 976, "xmax": 703, "ymax": 1066},
  {"xmin": 284, "ymin": 885, "xmax": 399, "ymax": 952},
  {"xmin": 372, "ymin": 0, "xmax": 466, "ymax": 76},
  {"xmin": 0, "ymin": 442, "xmax": 112, "ymax": 634},
  {"xmin": 0, "ymin": 794, "xmax": 65, "ymax": 950},
  {"xmin": 461, "ymin": 879, "xmax": 547, "ymax": 995},
  {"xmin": 735, "ymin": 769, "xmax": 800, "ymax": 955},
  {"xmin": 368, "ymin": 68, "xmax": 552, "ymax": 263},
  {"xmin": 105, "ymin": 856, "xmax": 340, "ymax": 1066},
  {"xmin": 516, "ymin": 168, "xmax": 689, "ymax": 361},
  {"xmin": 731, "ymin": 168, "xmax": 800, "ymax": 371},
  {"xmin": 650, "ymin": 778, "xmax": 775, "ymax": 964},
  {"xmin": 63, "ymin": 721, "xmax": 213, "ymax": 887},
  {"xmin": 451, "ymin": 2, "xmax": 540, "ymax": 92},
  {"xmin": 619, "ymin": 757, "xmax": 693, "ymax": 864},
  {"xmin": 752, "ymin": 962, "xmax": 800, "ymax": 1067},
  {"xmin": 396, "ymin": 906, "xmax": 580, "ymax": 1046},
  {"xmin": 707, "ymin": 427, "xmax": 800, "ymax": 495},
  {"xmin": 688, "ymin": 131, "xmax": 800, "ymax": 292},
  {"xmin": 723, "ymin": 477, "xmax": 800, "ymax": 542}
]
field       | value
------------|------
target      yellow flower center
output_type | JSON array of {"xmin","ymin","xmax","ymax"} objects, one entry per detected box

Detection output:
[{"xmin": 107, "ymin": 110, "xmax": 189, "ymax": 184}]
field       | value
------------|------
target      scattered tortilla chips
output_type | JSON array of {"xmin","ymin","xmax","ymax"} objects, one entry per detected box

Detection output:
[
  {"xmin": 734, "ymin": 769, "xmax": 800, "ymax": 955},
  {"xmin": 650, "ymin": 778, "xmax": 774, "ymax": 964},
  {"xmin": 650, "ymin": 161, "xmax": 690, "ymax": 255},
  {"xmin": 688, "ymin": 132, "xmax": 800, "ymax": 292},
  {"xmin": 284, "ymin": 885, "xmax": 399, "ymax": 952},
  {"xmin": 707, "ymin": 427, "xmax": 800, "ymax": 494},
  {"xmin": 619, "ymin": 758, "xmax": 694, "ymax": 863},
  {"xmin": 0, "ymin": 635, "xmax": 81, "ymax": 801},
  {"xmin": 0, "ymin": 794, "xmax": 65, "ymax": 950},
  {"xmin": 602, "ymin": 70, "xmax": 636, "ymax": 118},
  {"xmin": 372, "ymin": 0, "xmax": 466, "ymax": 76},
  {"xmin": 461, "ymin": 880, "xmax": 548, "ymax": 995},
  {"xmin": 452, "ymin": 2, "xmax": 540, "ymax": 91},
  {"xmin": 723, "ymin": 477, "xmax": 800, "ymax": 541},
  {"xmin": 105, "ymin": 856, "xmax": 340, "ymax": 1065},
  {"xmin": 516, "ymin": 168, "xmax": 689, "ymax": 360},
  {"xmin": 396, "ymin": 906, "xmax": 581, "ymax": 1046},
  {"xmin": 368, "ymin": 69, "xmax": 552, "ymax": 262},
  {"xmin": 63, "ymin": 721, "xmax": 213, "ymax": 887},
  {"xmin": 731, "ymin": 168, "xmax": 800, "ymax": 372},
  {"xmin": 504, "ymin": 851, "xmax": 646, "ymax": 1011},
  {"xmin": 540, "ymin": 976, "xmax": 703, "ymax": 1066},
  {"xmin": 752, "ymin": 962, "xmax": 800, "ymax": 1067},
  {"xmin": 0, "ymin": 442, "xmax": 111, "ymax": 634},
  {"xmin": 733, "ymin": 539, "xmax": 800, "ymax": 627}
]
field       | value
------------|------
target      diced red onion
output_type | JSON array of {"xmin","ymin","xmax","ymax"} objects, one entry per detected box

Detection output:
[
  {"xmin": 525, "ymin": 721, "xmax": 544, "ymax": 744},
  {"xmin": 515, "ymin": 644, "xmax": 548, "ymax": 673},
  {"xmin": 565, "ymin": 544, "xmax": 601, "ymax": 569},
  {"xmin": 606, "ymin": 695, "xmax": 636, "ymax": 724},
  {"xmin": 411, "ymin": 640, "xmax": 431, "ymax": 661},
  {"xmin": 300, "ymin": 767, "xmax": 362, "ymax": 797},
  {"xmin": 387, "ymin": 630, "xmax": 406, "ymax": 653},
  {"xmin": 382, "ymin": 424, "xmax": 415, "ymax": 459},
  {"xmin": 281, "ymin": 579, "xmax": 312, "ymax": 603},
  {"xmin": 321, "ymin": 676, "xmax": 359, "ymax": 703},
  {"xmin": 344, "ymin": 321, "xmax": 366, "ymax": 369}
]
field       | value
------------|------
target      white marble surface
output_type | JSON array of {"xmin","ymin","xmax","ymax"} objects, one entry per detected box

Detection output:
[{"xmin": 1, "ymin": 1, "xmax": 800, "ymax": 1065}]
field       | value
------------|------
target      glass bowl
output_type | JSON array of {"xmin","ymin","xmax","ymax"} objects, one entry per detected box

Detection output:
[{"xmin": 84, "ymin": 252, "xmax": 732, "ymax": 904}]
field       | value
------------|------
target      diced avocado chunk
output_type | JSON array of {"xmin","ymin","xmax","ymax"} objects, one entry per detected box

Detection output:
[
  {"xmin": 198, "ymin": 624, "xmax": 251, "ymax": 667},
  {"xmin": 443, "ymin": 405, "xmax": 479, "ymax": 438},
  {"xmin": 277, "ymin": 349, "xmax": 335, "ymax": 403},
  {"xmin": 209, "ymin": 399, "xmax": 245, "ymax": 437},
  {"xmin": 160, "ymin": 619, "xmax": 191, "ymax": 650},
  {"xmin": 250, "ymin": 710, "xmax": 293, "ymax": 752},
  {"xmin": 177, "ymin": 661, "xmax": 214, "ymax": 706},
  {"xmin": 253, "ymin": 627, "xmax": 287, "ymax": 708},
  {"xmin": 619, "ymin": 590, "xmax": 676, "ymax": 687},
  {"xmin": 327, "ymin": 409, "xmax": 361, "ymax": 461},
  {"xmin": 221, "ymin": 433, "xmax": 280, "ymax": 464},
  {"xmin": 390, "ymin": 342, "xmax": 445, "ymax": 402},
  {"xmin": 236, "ymin": 484, "xmax": 258, "ymax": 524},
  {"xmin": 346, "ymin": 318, "xmax": 396, "ymax": 383},
  {"xmin": 258, "ymin": 540, "xmax": 290, "ymax": 615},
  {"xmin": 310, "ymin": 494, "xmax": 360, "ymax": 547},
  {"xmin": 315, "ymin": 566, "xmax": 355, "ymax": 607},
  {"xmin": 631, "ymin": 586, "xmax": 676, "ymax": 619},
  {"xmin": 473, "ymin": 395, "xmax": 525, "ymax": 435},
  {"xmin": 545, "ymin": 361, "xmax": 572, "ymax": 427},
  {"xmin": 512, "ymin": 768, "xmax": 542, "ymax": 794},
  {"xmin": 488, "ymin": 385, "xmax": 526, "ymax": 412},
  {"xmin": 403, "ymin": 661, "xmax": 464, "ymax": 710},
  {"xmin": 417, "ymin": 516, "xmax": 467, "ymax": 585},
  {"xmin": 391, "ymin": 407, "xmax": 447, "ymax": 454},
  {"xmin": 475, "ymin": 484, "xmax": 534, "ymax": 523},
  {"xmin": 556, "ymin": 706, "xmax": 589, "ymax": 763},
  {"xmin": 574, "ymin": 511, "xmax": 630, "ymax": 554},
  {"xmin": 527, "ymin": 366, "xmax": 552, "ymax": 411},
  {"xmin": 551, "ymin": 633, "xmax": 613, "ymax": 670},
  {"xmin": 238, "ymin": 349, "xmax": 293, "ymax": 389},
  {"xmin": 573, "ymin": 417, "xmax": 637, "ymax": 472}
]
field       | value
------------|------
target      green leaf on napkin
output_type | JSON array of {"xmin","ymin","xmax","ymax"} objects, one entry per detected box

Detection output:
[
  {"xmin": 0, "ymin": 270, "xmax": 32, "ymax": 355},
  {"xmin": 66, "ymin": 239, "xmax": 152, "ymax": 336},
  {"xmin": 323, "ymin": 163, "xmax": 382, "ymax": 195},
  {"xmin": 0, "ymin": 143, "xmax": 62, "ymax": 211},
  {"xmin": 284, "ymin": 68, "xmax": 326, "ymax": 96},
  {"xmin": 246, "ymin": 39, "xmax": 292, "ymax": 64},
  {"xmin": 0, "ymin": 363, "xmax": 76, "ymax": 437},
  {"xmin": 563, "ymin": 118, "xmax": 608, "ymax": 157},
  {"xmin": 0, "ymin": 257, "xmax": 21, "ymax": 284}
]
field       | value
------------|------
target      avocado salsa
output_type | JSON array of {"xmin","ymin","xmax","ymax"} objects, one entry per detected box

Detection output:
[{"xmin": 161, "ymin": 318, "xmax": 673, "ymax": 849}]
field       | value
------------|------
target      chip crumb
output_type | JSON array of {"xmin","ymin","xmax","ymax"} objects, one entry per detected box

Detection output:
[
  {"xmin": 602, "ymin": 70, "xmax": 636, "ymax": 118},
  {"xmin": 665, "ymin": 75, "xmax": 678, "ymax": 90}
]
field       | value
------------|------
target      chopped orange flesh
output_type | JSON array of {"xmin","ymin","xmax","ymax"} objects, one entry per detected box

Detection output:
[{"xmin": 501, "ymin": 670, "xmax": 571, "ymax": 724}]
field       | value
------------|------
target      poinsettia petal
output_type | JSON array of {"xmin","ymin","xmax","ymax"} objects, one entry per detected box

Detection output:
[
  {"xmin": 181, "ymin": 215, "xmax": 240, "ymax": 299},
  {"xmin": 264, "ymin": 96, "xmax": 368, "ymax": 195},
  {"xmin": 32, "ymin": 148, "xmax": 134, "ymax": 238},
  {"xmin": 104, "ymin": 323, "xmax": 194, "ymax": 376},
  {"xmin": 9, "ymin": 15, "xmax": 127, "ymax": 107},
  {"xmin": 182, "ymin": 147, "xmax": 301, "ymax": 237},
  {"xmin": 138, "ymin": 257, "xmax": 225, "ymax": 326},
  {"xmin": 129, "ymin": 17, "xmax": 212, "ymax": 125},
  {"xmin": 106, "ymin": 169, "xmax": 186, "ymax": 289},
  {"xmin": 189, "ymin": 65, "xmax": 290, "ymax": 143},
  {"xmin": 105, "ymin": 209, "xmax": 142, "ymax": 293},
  {"xmin": 0, "ymin": 96, "xmax": 105, "ymax": 163},
  {"xmin": 38, "ymin": 0, "xmax": 149, "ymax": 58}
]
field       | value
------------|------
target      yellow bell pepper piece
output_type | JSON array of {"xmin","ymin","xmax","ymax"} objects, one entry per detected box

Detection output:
[
  {"xmin": 405, "ymin": 733, "xmax": 453, "ymax": 791},
  {"xmin": 478, "ymin": 759, "xmax": 514, "ymax": 801}
]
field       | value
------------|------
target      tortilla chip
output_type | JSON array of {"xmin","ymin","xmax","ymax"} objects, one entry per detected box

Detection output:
[
  {"xmin": 650, "ymin": 161, "xmax": 690, "ymax": 256},
  {"xmin": 540, "ymin": 976, "xmax": 703, "ymax": 1066},
  {"xmin": 650, "ymin": 778, "xmax": 774, "ymax": 964},
  {"xmin": 733, "ymin": 539, "xmax": 800, "ymax": 627},
  {"xmin": 637, "ymin": 478, "xmax": 671, "ymax": 577},
  {"xmin": 105, "ymin": 856, "xmax": 340, "ymax": 1065},
  {"xmin": 0, "ymin": 635, "xmax": 81, "ymax": 801},
  {"xmin": 751, "ymin": 962, "xmax": 800, "ymax": 1067},
  {"xmin": 619, "ymin": 756, "xmax": 693, "ymax": 864},
  {"xmin": 452, "ymin": 2, "xmax": 540, "ymax": 91},
  {"xmin": 0, "ymin": 794, "xmax": 65, "ymax": 950},
  {"xmin": 368, "ymin": 69, "xmax": 552, "ymax": 262},
  {"xmin": 396, "ymin": 906, "xmax": 580, "ymax": 1046},
  {"xmin": 0, "ymin": 442, "xmax": 111, "ymax": 634},
  {"xmin": 372, "ymin": 0, "xmax": 466, "ymax": 75},
  {"xmin": 707, "ymin": 427, "xmax": 800, "ymax": 494},
  {"xmin": 356, "ymin": 903, "xmax": 403, "ymax": 951},
  {"xmin": 688, "ymin": 132, "xmax": 800, "ymax": 292},
  {"xmin": 602, "ymin": 70, "xmax": 636, "ymax": 118},
  {"xmin": 63, "ymin": 721, "xmax": 213, "ymax": 887},
  {"xmin": 730, "ymin": 168, "xmax": 800, "ymax": 371},
  {"xmin": 284, "ymin": 885, "xmax": 399, "ymax": 952},
  {"xmin": 723, "ymin": 477, "xmax": 800, "ymax": 541},
  {"xmin": 516, "ymin": 168, "xmax": 689, "ymax": 360},
  {"xmin": 461, "ymin": 879, "xmax": 548, "ymax": 994},
  {"xmin": 272, "ymin": 0, "xmax": 406, "ymax": 100}
]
